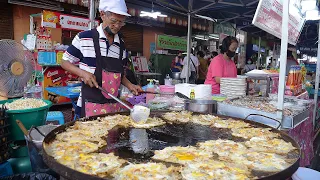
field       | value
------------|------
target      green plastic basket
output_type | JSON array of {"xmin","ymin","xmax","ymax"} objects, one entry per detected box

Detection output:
[{"xmin": 0, "ymin": 99, "xmax": 52, "ymax": 141}]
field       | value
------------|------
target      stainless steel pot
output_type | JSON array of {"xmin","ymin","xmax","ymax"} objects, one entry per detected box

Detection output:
[
  {"xmin": 184, "ymin": 99, "xmax": 217, "ymax": 114},
  {"xmin": 171, "ymin": 72, "xmax": 181, "ymax": 80}
]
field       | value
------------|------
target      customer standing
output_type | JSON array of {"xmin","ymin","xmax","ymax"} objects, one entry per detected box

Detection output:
[
  {"xmin": 182, "ymin": 49, "xmax": 199, "ymax": 84},
  {"xmin": 171, "ymin": 51, "xmax": 183, "ymax": 72},
  {"xmin": 205, "ymin": 36, "xmax": 238, "ymax": 94},
  {"xmin": 61, "ymin": 0, "xmax": 142, "ymax": 118},
  {"xmin": 242, "ymin": 58, "xmax": 256, "ymax": 74},
  {"xmin": 197, "ymin": 51, "xmax": 208, "ymax": 84}
]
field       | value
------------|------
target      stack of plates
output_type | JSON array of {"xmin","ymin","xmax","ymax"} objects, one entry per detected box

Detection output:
[{"xmin": 220, "ymin": 78, "xmax": 246, "ymax": 99}]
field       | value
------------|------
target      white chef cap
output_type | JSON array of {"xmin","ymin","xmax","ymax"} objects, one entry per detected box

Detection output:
[{"xmin": 99, "ymin": 0, "xmax": 131, "ymax": 16}]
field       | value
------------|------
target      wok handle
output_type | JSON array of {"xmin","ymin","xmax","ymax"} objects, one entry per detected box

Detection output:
[
  {"xmin": 244, "ymin": 114, "xmax": 282, "ymax": 129},
  {"xmin": 16, "ymin": 120, "xmax": 32, "ymax": 140}
]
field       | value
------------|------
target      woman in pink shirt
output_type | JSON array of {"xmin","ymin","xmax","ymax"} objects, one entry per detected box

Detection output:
[{"xmin": 205, "ymin": 36, "xmax": 238, "ymax": 94}]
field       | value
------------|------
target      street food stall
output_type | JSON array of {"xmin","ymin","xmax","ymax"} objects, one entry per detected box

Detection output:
[{"xmin": 24, "ymin": 0, "xmax": 320, "ymax": 179}]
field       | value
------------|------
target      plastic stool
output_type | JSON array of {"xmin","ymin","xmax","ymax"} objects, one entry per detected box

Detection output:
[
  {"xmin": 46, "ymin": 111, "xmax": 65, "ymax": 125},
  {"xmin": 292, "ymin": 167, "xmax": 320, "ymax": 180},
  {"xmin": 0, "ymin": 161, "xmax": 14, "ymax": 178}
]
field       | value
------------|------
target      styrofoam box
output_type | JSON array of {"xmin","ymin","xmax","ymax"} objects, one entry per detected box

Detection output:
[{"xmin": 175, "ymin": 83, "xmax": 212, "ymax": 99}]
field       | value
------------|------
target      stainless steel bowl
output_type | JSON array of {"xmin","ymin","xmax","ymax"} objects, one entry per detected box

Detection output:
[
  {"xmin": 184, "ymin": 99, "xmax": 217, "ymax": 114},
  {"xmin": 171, "ymin": 72, "xmax": 181, "ymax": 80}
]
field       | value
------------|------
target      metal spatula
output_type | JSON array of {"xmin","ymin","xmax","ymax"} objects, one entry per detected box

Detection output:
[{"xmin": 97, "ymin": 86, "xmax": 150, "ymax": 123}]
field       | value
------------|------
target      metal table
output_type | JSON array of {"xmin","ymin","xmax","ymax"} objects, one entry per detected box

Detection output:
[{"xmin": 46, "ymin": 86, "xmax": 80, "ymax": 120}]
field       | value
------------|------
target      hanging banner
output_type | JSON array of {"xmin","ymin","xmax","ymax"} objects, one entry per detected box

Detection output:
[
  {"xmin": 42, "ymin": 10, "xmax": 99, "ymax": 31},
  {"xmin": 157, "ymin": 35, "xmax": 187, "ymax": 51},
  {"xmin": 252, "ymin": 0, "xmax": 305, "ymax": 45},
  {"xmin": 42, "ymin": 11, "xmax": 61, "ymax": 28}
]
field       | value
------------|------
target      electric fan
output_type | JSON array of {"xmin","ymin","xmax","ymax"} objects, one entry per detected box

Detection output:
[{"xmin": 0, "ymin": 39, "xmax": 35, "ymax": 99}]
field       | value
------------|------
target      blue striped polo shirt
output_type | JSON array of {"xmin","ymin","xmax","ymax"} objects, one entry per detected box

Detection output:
[{"xmin": 62, "ymin": 24, "xmax": 127, "ymax": 107}]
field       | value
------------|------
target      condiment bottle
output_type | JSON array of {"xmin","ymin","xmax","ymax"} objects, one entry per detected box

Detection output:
[
  {"xmin": 146, "ymin": 79, "xmax": 155, "ymax": 103},
  {"xmin": 190, "ymin": 89, "xmax": 195, "ymax": 99},
  {"xmin": 164, "ymin": 74, "xmax": 172, "ymax": 85},
  {"xmin": 154, "ymin": 80, "xmax": 160, "ymax": 97}
]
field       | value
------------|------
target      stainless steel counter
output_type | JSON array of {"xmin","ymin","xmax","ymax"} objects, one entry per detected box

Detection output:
[{"xmin": 217, "ymin": 102, "xmax": 310, "ymax": 129}]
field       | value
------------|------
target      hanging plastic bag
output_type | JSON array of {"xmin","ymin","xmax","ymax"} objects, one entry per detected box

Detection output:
[{"xmin": 180, "ymin": 65, "xmax": 191, "ymax": 79}]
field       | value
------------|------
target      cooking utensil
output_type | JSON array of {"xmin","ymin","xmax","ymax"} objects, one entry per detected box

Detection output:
[
  {"xmin": 138, "ymin": 91, "xmax": 160, "ymax": 95},
  {"xmin": 184, "ymin": 99, "xmax": 217, "ymax": 114},
  {"xmin": 42, "ymin": 111, "xmax": 301, "ymax": 180},
  {"xmin": 97, "ymin": 86, "xmax": 150, "ymax": 122},
  {"xmin": 175, "ymin": 92, "xmax": 190, "ymax": 100},
  {"xmin": 171, "ymin": 72, "xmax": 181, "ymax": 80}
]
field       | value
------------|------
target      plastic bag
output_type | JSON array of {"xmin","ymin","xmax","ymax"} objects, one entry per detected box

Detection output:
[
  {"xmin": 148, "ymin": 97, "xmax": 172, "ymax": 110},
  {"xmin": 0, "ymin": 173, "xmax": 57, "ymax": 180}
]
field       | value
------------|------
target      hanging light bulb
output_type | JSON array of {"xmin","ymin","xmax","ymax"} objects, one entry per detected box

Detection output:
[{"xmin": 140, "ymin": 2, "xmax": 167, "ymax": 19}]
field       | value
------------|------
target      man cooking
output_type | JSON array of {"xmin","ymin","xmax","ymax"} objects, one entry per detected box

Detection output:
[{"xmin": 61, "ymin": 0, "xmax": 141, "ymax": 118}]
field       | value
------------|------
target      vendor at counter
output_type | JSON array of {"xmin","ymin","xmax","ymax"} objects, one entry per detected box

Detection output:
[
  {"xmin": 204, "ymin": 36, "xmax": 238, "ymax": 94},
  {"xmin": 61, "ymin": 0, "xmax": 141, "ymax": 118},
  {"xmin": 171, "ymin": 51, "xmax": 183, "ymax": 72}
]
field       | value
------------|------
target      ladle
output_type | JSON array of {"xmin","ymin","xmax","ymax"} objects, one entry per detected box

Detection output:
[{"xmin": 98, "ymin": 86, "xmax": 150, "ymax": 122}]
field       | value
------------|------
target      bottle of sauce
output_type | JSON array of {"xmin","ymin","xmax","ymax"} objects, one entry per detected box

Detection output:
[{"xmin": 190, "ymin": 89, "xmax": 195, "ymax": 99}]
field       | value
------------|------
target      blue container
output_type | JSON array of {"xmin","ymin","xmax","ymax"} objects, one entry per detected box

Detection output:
[
  {"xmin": 38, "ymin": 51, "xmax": 56, "ymax": 65},
  {"xmin": 0, "ymin": 161, "xmax": 14, "ymax": 178}
]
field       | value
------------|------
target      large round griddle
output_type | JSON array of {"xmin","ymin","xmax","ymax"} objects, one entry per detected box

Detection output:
[{"xmin": 42, "ymin": 111, "xmax": 301, "ymax": 180}]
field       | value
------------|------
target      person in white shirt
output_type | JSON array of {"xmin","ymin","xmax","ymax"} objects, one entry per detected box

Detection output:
[{"xmin": 182, "ymin": 49, "xmax": 200, "ymax": 84}]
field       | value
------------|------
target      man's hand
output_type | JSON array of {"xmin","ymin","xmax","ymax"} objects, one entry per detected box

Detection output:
[
  {"xmin": 81, "ymin": 70, "xmax": 99, "ymax": 88},
  {"xmin": 61, "ymin": 60, "xmax": 98, "ymax": 88},
  {"xmin": 127, "ymin": 84, "xmax": 142, "ymax": 95}
]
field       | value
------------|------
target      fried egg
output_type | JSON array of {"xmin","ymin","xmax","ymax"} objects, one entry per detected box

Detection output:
[
  {"xmin": 231, "ymin": 127, "xmax": 279, "ymax": 139},
  {"xmin": 152, "ymin": 146, "xmax": 212, "ymax": 165},
  {"xmin": 182, "ymin": 160, "xmax": 250, "ymax": 180},
  {"xmin": 190, "ymin": 114, "xmax": 219, "ymax": 126},
  {"xmin": 162, "ymin": 111, "xmax": 193, "ymax": 123},
  {"xmin": 245, "ymin": 137, "xmax": 296, "ymax": 154},
  {"xmin": 114, "ymin": 163, "xmax": 181, "ymax": 180},
  {"xmin": 212, "ymin": 118, "xmax": 251, "ymax": 129}
]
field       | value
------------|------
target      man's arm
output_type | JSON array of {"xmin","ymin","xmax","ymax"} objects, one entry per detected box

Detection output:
[
  {"xmin": 61, "ymin": 60, "xmax": 98, "ymax": 88},
  {"xmin": 61, "ymin": 33, "xmax": 98, "ymax": 88}
]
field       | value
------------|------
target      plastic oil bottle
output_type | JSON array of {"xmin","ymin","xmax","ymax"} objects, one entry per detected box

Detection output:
[
  {"xmin": 190, "ymin": 89, "xmax": 195, "ymax": 99},
  {"xmin": 146, "ymin": 79, "xmax": 155, "ymax": 103},
  {"xmin": 154, "ymin": 80, "xmax": 160, "ymax": 97}
]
